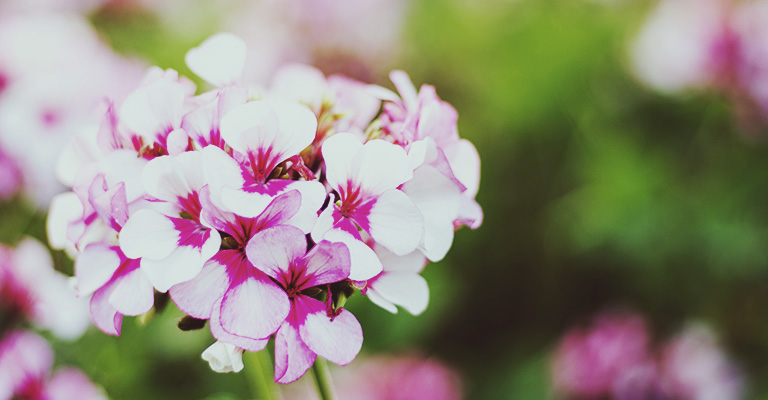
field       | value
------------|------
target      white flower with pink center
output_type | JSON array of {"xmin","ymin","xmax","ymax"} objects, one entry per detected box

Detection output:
[
  {"xmin": 206, "ymin": 99, "xmax": 326, "ymax": 225},
  {"xmin": 312, "ymin": 132, "xmax": 424, "ymax": 280},
  {"xmin": 119, "ymin": 149, "xmax": 222, "ymax": 292}
]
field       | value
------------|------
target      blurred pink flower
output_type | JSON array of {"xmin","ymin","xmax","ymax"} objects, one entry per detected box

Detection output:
[
  {"xmin": 0, "ymin": 238, "xmax": 90, "ymax": 340},
  {"xmin": 283, "ymin": 353, "xmax": 462, "ymax": 400},
  {"xmin": 0, "ymin": 330, "xmax": 105, "ymax": 400},
  {"xmin": 550, "ymin": 312, "xmax": 651, "ymax": 398},
  {"xmin": 659, "ymin": 324, "xmax": 744, "ymax": 400},
  {"xmin": 631, "ymin": 0, "xmax": 768, "ymax": 130},
  {"xmin": 0, "ymin": 12, "xmax": 144, "ymax": 206}
]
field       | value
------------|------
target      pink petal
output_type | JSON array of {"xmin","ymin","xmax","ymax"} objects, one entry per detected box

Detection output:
[
  {"xmin": 390, "ymin": 70, "xmax": 418, "ymax": 112},
  {"xmin": 246, "ymin": 225, "xmax": 307, "ymax": 281},
  {"xmin": 367, "ymin": 189, "xmax": 424, "ymax": 256},
  {"xmin": 90, "ymin": 284, "xmax": 123, "ymax": 336},
  {"xmin": 45, "ymin": 368, "xmax": 106, "ymax": 400},
  {"xmin": 302, "ymin": 240, "xmax": 351, "ymax": 288},
  {"xmin": 185, "ymin": 33, "xmax": 247, "ymax": 87},
  {"xmin": 219, "ymin": 272, "xmax": 290, "ymax": 340},
  {"xmin": 209, "ymin": 298, "xmax": 269, "ymax": 352},
  {"xmin": 274, "ymin": 321, "xmax": 317, "ymax": 384},
  {"xmin": 169, "ymin": 251, "xmax": 232, "ymax": 319},
  {"xmin": 298, "ymin": 297, "xmax": 363, "ymax": 366}
]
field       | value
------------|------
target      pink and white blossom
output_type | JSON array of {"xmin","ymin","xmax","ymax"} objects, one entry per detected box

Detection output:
[
  {"xmin": 0, "ymin": 330, "xmax": 106, "ymax": 400},
  {"xmin": 312, "ymin": 132, "xmax": 423, "ymax": 280},
  {"xmin": 247, "ymin": 226, "xmax": 362, "ymax": 384},
  {"xmin": 119, "ymin": 150, "xmax": 221, "ymax": 292},
  {"xmin": 0, "ymin": 238, "xmax": 90, "ymax": 340}
]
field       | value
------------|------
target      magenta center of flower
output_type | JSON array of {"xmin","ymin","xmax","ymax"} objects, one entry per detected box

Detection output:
[
  {"xmin": 246, "ymin": 148, "xmax": 279, "ymax": 184},
  {"xmin": 178, "ymin": 192, "xmax": 203, "ymax": 221},
  {"xmin": 172, "ymin": 218, "xmax": 211, "ymax": 248},
  {"xmin": 339, "ymin": 183, "xmax": 364, "ymax": 219},
  {"xmin": 0, "ymin": 72, "xmax": 7, "ymax": 95}
]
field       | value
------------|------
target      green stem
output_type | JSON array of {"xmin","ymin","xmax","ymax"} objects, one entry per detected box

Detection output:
[
  {"xmin": 310, "ymin": 357, "xmax": 337, "ymax": 400},
  {"xmin": 244, "ymin": 350, "xmax": 281, "ymax": 400}
]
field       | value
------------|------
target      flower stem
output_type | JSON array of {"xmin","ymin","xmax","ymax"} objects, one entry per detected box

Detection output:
[
  {"xmin": 244, "ymin": 350, "xmax": 281, "ymax": 400},
  {"xmin": 310, "ymin": 357, "xmax": 337, "ymax": 400}
]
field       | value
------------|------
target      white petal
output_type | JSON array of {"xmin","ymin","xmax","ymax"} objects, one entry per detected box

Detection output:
[
  {"xmin": 119, "ymin": 77, "xmax": 185, "ymax": 141},
  {"xmin": 444, "ymin": 139, "xmax": 481, "ymax": 197},
  {"xmin": 108, "ymin": 265, "xmax": 154, "ymax": 316},
  {"xmin": 267, "ymin": 99, "xmax": 318, "ymax": 162},
  {"xmin": 166, "ymin": 129, "xmax": 189, "ymax": 156},
  {"xmin": 284, "ymin": 180, "xmax": 326, "ymax": 233},
  {"xmin": 368, "ymin": 272, "xmax": 429, "ymax": 316},
  {"xmin": 140, "ymin": 243, "xmax": 214, "ymax": 293},
  {"xmin": 75, "ymin": 243, "xmax": 121, "ymax": 296},
  {"xmin": 119, "ymin": 210, "xmax": 179, "ymax": 260},
  {"xmin": 368, "ymin": 189, "xmax": 424, "ymax": 256},
  {"xmin": 320, "ymin": 132, "xmax": 363, "ymax": 191},
  {"xmin": 220, "ymin": 99, "xmax": 317, "ymax": 163},
  {"xmin": 356, "ymin": 139, "xmax": 413, "ymax": 195},
  {"xmin": 323, "ymin": 230, "xmax": 382, "ymax": 281},
  {"xmin": 141, "ymin": 153, "xmax": 199, "ymax": 203},
  {"xmin": 376, "ymin": 246, "xmax": 428, "ymax": 274},
  {"xmin": 366, "ymin": 290, "xmax": 399, "ymax": 313},
  {"xmin": 269, "ymin": 64, "xmax": 328, "ymax": 109},
  {"xmin": 300, "ymin": 298, "xmax": 362, "ymax": 366},
  {"xmin": 186, "ymin": 33, "xmax": 247, "ymax": 87},
  {"xmin": 47, "ymin": 192, "xmax": 82, "ymax": 251},
  {"xmin": 403, "ymin": 165, "xmax": 461, "ymax": 262}
]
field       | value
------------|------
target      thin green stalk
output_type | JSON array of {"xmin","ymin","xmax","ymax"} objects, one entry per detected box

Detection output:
[
  {"xmin": 244, "ymin": 350, "xmax": 281, "ymax": 400},
  {"xmin": 310, "ymin": 357, "xmax": 337, "ymax": 400}
]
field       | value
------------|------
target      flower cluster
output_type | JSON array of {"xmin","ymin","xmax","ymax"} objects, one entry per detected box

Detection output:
[
  {"xmin": 551, "ymin": 312, "xmax": 744, "ymax": 400},
  {"xmin": 631, "ymin": 0, "xmax": 768, "ymax": 130},
  {"xmin": 48, "ymin": 33, "xmax": 481, "ymax": 383}
]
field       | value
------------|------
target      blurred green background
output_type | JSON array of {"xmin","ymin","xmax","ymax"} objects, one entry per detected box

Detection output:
[{"xmin": 6, "ymin": 0, "xmax": 768, "ymax": 398}]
